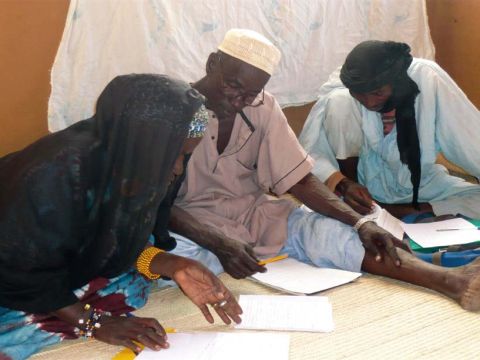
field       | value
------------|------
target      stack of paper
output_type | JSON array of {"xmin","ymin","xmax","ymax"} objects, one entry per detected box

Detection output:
[
  {"xmin": 402, "ymin": 218, "xmax": 480, "ymax": 248},
  {"xmin": 251, "ymin": 257, "xmax": 361, "ymax": 295},
  {"xmin": 135, "ymin": 332, "xmax": 289, "ymax": 360},
  {"xmin": 235, "ymin": 294, "xmax": 334, "ymax": 332}
]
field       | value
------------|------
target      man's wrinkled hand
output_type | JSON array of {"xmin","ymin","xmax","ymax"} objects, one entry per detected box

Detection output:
[
  {"xmin": 215, "ymin": 238, "xmax": 266, "ymax": 279},
  {"xmin": 357, "ymin": 221, "xmax": 408, "ymax": 266},
  {"xmin": 337, "ymin": 178, "xmax": 374, "ymax": 215}
]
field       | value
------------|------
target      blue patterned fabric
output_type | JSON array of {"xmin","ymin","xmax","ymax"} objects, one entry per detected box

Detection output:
[{"xmin": 0, "ymin": 269, "xmax": 151, "ymax": 360}]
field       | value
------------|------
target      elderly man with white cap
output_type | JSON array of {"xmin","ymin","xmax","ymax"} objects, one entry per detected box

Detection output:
[{"xmin": 166, "ymin": 29, "xmax": 480, "ymax": 311}]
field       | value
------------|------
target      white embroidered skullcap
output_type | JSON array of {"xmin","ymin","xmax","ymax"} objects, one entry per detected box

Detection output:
[{"xmin": 218, "ymin": 28, "xmax": 281, "ymax": 75}]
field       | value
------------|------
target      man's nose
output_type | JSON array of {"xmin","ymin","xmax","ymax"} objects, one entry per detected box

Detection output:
[
  {"xmin": 229, "ymin": 94, "xmax": 247, "ymax": 111},
  {"xmin": 365, "ymin": 97, "xmax": 379, "ymax": 109}
]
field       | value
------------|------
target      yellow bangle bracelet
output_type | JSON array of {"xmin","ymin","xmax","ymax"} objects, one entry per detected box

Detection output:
[{"xmin": 136, "ymin": 247, "xmax": 164, "ymax": 280}]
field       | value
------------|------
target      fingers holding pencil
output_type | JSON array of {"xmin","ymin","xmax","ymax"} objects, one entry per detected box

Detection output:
[{"xmin": 258, "ymin": 254, "xmax": 288, "ymax": 266}]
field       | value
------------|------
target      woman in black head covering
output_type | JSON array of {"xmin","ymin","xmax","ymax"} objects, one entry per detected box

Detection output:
[{"xmin": 0, "ymin": 74, "xmax": 241, "ymax": 359}]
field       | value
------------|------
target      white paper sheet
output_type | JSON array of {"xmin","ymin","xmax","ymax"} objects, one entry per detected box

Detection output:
[
  {"xmin": 135, "ymin": 332, "xmax": 290, "ymax": 360},
  {"xmin": 251, "ymin": 258, "xmax": 361, "ymax": 295},
  {"xmin": 369, "ymin": 203, "xmax": 405, "ymax": 239},
  {"xmin": 401, "ymin": 218, "xmax": 480, "ymax": 248},
  {"xmin": 235, "ymin": 295, "xmax": 334, "ymax": 332}
]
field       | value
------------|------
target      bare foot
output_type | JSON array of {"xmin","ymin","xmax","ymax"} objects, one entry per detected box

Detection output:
[{"xmin": 458, "ymin": 257, "xmax": 480, "ymax": 311}]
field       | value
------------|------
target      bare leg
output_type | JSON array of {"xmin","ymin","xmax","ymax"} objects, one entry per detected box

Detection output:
[{"xmin": 362, "ymin": 248, "xmax": 480, "ymax": 311}]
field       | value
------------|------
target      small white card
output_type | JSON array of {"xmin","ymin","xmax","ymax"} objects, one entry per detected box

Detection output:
[
  {"xmin": 251, "ymin": 257, "xmax": 361, "ymax": 295},
  {"xmin": 369, "ymin": 203, "xmax": 405, "ymax": 239},
  {"xmin": 235, "ymin": 294, "xmax": 334, "ymax": 332}
]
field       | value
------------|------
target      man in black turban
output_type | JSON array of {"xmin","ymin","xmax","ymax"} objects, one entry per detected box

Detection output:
[
  {"xmin": 300, "ymin": 40, "xmax": 480, "ymax": 219},
  {"xmin": 340, "ymin": 41, "xmax": 421, "ymax": 209}
]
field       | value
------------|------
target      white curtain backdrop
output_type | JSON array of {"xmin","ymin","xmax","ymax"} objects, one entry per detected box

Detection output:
[{"xmin": 48, "ymin": 0, "xmax": 435, "ymax": 132}]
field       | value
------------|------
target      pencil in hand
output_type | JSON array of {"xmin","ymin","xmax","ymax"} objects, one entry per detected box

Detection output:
[{"xmin": 258, "ymin": 254, "xmax": 288, "ymax": 266}]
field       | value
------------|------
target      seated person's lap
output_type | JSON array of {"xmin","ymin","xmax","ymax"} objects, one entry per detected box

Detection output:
[
  {"xmin": 166, "ymin": 206, "xmax": 365, "ymax": 280},
  {"xmin": 282, "ymin": 207, "xmax": 365, "ymax": 272}
]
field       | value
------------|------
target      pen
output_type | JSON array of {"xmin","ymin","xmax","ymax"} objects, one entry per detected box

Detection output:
[
  {"xmin": 436, "ymin": 227, "xmax": 480, "ymax": 232},
  {"xmin": 258, "ymin": 254, "xmax": 288, "ymax": 266}
]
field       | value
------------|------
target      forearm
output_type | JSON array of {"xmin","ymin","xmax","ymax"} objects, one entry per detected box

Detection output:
[
  {"xmin": 51, "ymin": 302, "xmax": 89, "ymax": 327},
  {"xmin": 324, "ymin": 171, "xmax": 346, "ymax": 193},
  {"xmin": 289, "ymin": 173, "xmax": 362, "ymax": 226},
  {"xmin": 167, "ymin": 206, "xmax": 263, "ymax": 279},
  {"xmin": 168, "ymin": 205, "xmax": 225, "ymax": 252},
  {"xmin": 149, "ymin": 252, "xmax": 192, "ymax": 279}
]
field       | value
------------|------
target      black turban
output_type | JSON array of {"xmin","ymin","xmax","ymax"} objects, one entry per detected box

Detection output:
[{"xmin": 341, "ymin": 41, "xmax": 421, "ymax": 208}]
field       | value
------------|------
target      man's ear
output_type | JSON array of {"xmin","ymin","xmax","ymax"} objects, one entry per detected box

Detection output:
[{"xmin": 206, "ymin": 52, "xmax": 220, "ymax": 74}]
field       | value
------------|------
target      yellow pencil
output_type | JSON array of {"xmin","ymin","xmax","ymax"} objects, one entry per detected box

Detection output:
[
  {"xmin": 258, "ymin": 254, "xmax": 288, "ymax": 266},
  {"xmin": 112, "ymin": 328, "xmax": 177, "ymax": 360}
]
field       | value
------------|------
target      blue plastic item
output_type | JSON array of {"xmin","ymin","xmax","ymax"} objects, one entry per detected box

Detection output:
[
  {"xmin": 402, "ymin": 212, "xmax": 480, "ymax": 267},
  {"xmin": 415, "ymin": 249, "xmax": 480, "ymax": 267}
]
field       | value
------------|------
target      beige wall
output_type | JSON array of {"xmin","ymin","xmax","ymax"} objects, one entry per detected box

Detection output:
[
  {"xmin": 0, "ymin": 0, "xmax": 478, "ymax": 155},
  {"xmin": 427, "ymin": 0, "xmax": 480, "ymax": 107},
  {"xmin": 0, "ymin": 0, "xmax": 69, "ymax": 156}
]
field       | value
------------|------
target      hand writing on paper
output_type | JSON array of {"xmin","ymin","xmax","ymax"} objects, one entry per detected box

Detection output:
[
  {"xmin": 95, "ymin": 315, "xmax": 169, "ymax": 353},
  {"xmin": 215, "ymin": 238, "xmax": 266, "ymax": 279}
]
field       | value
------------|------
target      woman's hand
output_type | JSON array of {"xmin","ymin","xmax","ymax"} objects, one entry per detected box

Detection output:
[
  {"xmin": 94, "ymin": 315, "xmax": 168, "ymax": 353},
  {"xmin": 171, "ymin": 257, "xmax": 243, "ymax": 325},
  {"xmin": 149, "ymin": 252, "xmax": 243, "ymax": 324},
  {"xmin": 52, "ymin": 303, "xmax": 168, "ymax": 354}
]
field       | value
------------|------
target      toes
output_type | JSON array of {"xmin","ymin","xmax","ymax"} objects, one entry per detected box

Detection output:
[{"xmin": 459, "ymin": 273, "xmax": 480, "ymax": 312}]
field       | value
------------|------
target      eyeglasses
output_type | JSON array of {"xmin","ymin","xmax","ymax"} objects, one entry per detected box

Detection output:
[{"xmin": 217, "ymin": 61, "xmax": 265, "ymax": 108}]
